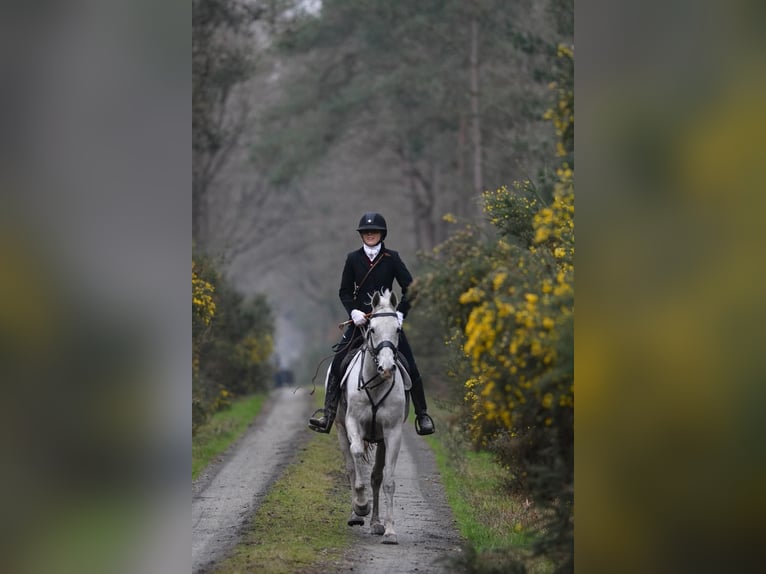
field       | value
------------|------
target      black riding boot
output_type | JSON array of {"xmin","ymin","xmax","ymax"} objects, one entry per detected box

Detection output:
[
  {"xmin": 410, "ymin": 377, "xmax": 435, "ymax": 435},
  {"xmin": 308, "ymin": 373, "xmax": 341, "ymax": 433}
]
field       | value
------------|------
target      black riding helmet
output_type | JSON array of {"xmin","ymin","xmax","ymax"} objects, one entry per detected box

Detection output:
[{"xmin": 356, "ymin": 212, "xmax": 387, "ymax": 241}]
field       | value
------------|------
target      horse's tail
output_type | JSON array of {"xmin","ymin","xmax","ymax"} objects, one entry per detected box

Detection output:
[{"xmin": 361, "ymin": 441, "xmax": 375, "ymax": 463}]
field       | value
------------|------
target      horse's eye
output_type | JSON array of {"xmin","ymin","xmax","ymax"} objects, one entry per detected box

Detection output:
[
  {"xmin": 369, "ymin": 328, "xmax": 375, "ymax": 334},
  {"xmin": 396, "ymin": 327, "xmax": 402, "ymax": 333}
]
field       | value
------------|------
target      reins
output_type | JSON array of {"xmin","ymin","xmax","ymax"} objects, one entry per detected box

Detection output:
[{"xmin": 309, "ymin": 322, "xmax": 364, "ymax": 395}]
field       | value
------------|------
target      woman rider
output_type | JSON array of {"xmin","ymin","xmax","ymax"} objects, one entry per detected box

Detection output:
[{"xmin": 308, "ymin": 212, "xmax": 435, "ymax": 436}]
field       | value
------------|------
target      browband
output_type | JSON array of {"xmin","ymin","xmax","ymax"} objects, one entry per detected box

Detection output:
[{"xmin": 369, "ymin": 312, "xmax": 398, "ymax": 319}]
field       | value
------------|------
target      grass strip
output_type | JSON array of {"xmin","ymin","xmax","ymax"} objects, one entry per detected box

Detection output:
[
  {"xmin": 424, "ymin": 402, "xmax": 553, "ymax": 573},
  {"xmin": 212, "ymin": 431, "xmax": 351, "ymax": 574},
  {"xmin": 192, "ymin": 393, "xmax": 268, "ymax": 479},
  {"xmin": 426, "ymin": 434, "xmax": 535, "ymax": 550}
]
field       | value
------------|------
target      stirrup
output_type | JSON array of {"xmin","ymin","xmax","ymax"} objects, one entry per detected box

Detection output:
[
  {"xmin": 308, "ymin": 408, "xmax": 334, "ymax": 434},
  {"xmin": 415, "ymin": 413, "xmax": 435, "ymax": 436}
]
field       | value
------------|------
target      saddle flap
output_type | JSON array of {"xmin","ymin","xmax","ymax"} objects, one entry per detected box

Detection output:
[
  {"xmin": 340, "ymin": 349, "xmax": 364, "ymax": 389},
  {"xmin": 397, "ymin": 359, "xmax": 412, "ymax": 391}
]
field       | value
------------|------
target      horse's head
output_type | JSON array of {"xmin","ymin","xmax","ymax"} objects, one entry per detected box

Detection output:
[{"xmin": 366, "ymin": 289, "xmax": 400, "ymax": 381}]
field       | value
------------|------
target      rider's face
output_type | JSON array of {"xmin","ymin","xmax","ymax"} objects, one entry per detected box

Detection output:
[{"xmin": 361, "ymin": 230, "xmax": 382, "ymax": 246}]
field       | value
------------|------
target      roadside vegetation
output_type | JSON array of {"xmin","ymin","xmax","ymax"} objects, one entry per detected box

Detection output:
[
  {"xmin": 409, "ymin": 46, "xmax": 574, "ymax": 573},
  {"xmin": 193, "ymin": 252, "xmax": 275, "ymax": 434},
  {"xmin": 426, "ymin": 403, "xmax": 554, "ymax": 574}
]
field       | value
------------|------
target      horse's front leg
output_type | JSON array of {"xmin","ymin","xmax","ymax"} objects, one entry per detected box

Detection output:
[
  {"xmin": 337, "ymin": 420, "xmax": 365, "ymax": 526},
  {"xmin": 370, "ymin": 442, "xmax": 385, "ymax": 535},
  {"xmin": 381, "ymin": 426, "xmax": 402, "ymax": 544},
  {"xmin": 345, "ymin": 417, "xmax": 370, "ymax": 518}
]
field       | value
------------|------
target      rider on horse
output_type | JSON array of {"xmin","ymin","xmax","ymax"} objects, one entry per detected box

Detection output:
[{"xmin": 308, "ymin": 212, "xmax": 435, "ymax": 436}]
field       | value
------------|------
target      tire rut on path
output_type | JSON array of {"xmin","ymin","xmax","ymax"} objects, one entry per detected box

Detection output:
[{"xmin": 192, "ymin": 386, "xmax": 313, "ymax": 574}]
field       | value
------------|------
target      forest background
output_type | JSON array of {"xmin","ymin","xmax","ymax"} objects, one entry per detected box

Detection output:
[{"xmin": 192, "ymin": 0, "xmax": 572, "ymax": 398}]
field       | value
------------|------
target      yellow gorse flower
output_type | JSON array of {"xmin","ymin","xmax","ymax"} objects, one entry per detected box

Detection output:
[{"xmin": 192, "ymin": 262, "xmax": 216, "ymax": 325}]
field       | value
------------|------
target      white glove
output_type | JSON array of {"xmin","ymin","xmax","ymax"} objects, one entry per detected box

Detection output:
[
  {"xmin": 396, "ymin": 311, "xmax": 404, "ymax": 327},
  {"xmin": 351, "ymin": 309, "xmax": 367, "ymax": 326}
]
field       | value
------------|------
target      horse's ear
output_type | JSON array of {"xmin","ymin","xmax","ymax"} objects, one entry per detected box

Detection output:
[
  {"xmin": 372, "ymin": 291, "xmax": 380, "ymax": 307},
  {"xmin": 390, "ymin": 291, "xmax": 398, "ymax": 308}
]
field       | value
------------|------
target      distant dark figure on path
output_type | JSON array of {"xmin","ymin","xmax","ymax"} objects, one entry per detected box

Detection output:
[{"xmin": 274, "ymin": 369, "xmax": 294, "ymax": 387}]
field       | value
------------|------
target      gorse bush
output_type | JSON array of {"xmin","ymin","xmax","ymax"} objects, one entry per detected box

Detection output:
[
  {"xmin": 412, "ymin": 44, "xmax": 573, "ymax": 573},
  {"xmin": 192, "ymin": 252, "xmax": 274, "ymax": 434}
]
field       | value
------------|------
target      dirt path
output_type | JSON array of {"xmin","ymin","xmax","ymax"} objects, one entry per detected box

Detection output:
[
  {"xmin": 327, "ymin": 424, "xmax": 465, "ymax": 573},
  {"xmin": 192, "ymin": 387, "xmax": 314, "ymax": 574},
  {"xmin": 192, "ymin": 386, "xmax": 463, "ymax": 574}
]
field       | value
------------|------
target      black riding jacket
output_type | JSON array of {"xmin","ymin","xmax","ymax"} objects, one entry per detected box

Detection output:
[{"xmin": 339, "ymin": 243, "xmax": 413, "ymax": 318}]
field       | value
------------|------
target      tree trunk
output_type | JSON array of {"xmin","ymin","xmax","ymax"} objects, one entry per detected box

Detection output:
[
  {"xmin": 193, "ymin": 177, "xmax": 203, "ymax": 248},
  {"xmin": 469, "ymin": 15, "xmax": 482, "ymax": 205},
  {"xmin": 456, "ymin": 113, "xmax": 467, "ymax": 219},
  {"xmin": 406, "ymin": 162, "xmax": 436, "ymax": 252}
]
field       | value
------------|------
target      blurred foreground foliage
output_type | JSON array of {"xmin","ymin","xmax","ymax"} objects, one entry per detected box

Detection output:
[
  {"xmin": 412, "ymin": 45, "xmax": 573, "ymax": 573},
  {"xmin": 192, "ymin": 252, "xmax": 274, "ymax": 434}
]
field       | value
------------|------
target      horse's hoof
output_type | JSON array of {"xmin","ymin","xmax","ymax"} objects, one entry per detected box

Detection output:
[
  {"xmin": 382, "ymin": 533, "xmax": 398, "ymax": 544},
  {"xmin": 371, "ymin": 523, "xmax": 385, "ymax": 535},
  {"xmin": 348, "ymin": 512, "xmax": 364, "ymax": 526},
  {"xmin": 353, "ymin": 502, "xmax": 370, "ymax": 517}
]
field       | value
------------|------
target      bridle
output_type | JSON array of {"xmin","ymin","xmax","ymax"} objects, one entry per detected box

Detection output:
[
  {"xmin": 358, "ymin": 311, "xmax": 400, "ymax": 391},
  {"xmin": 365, "ymin": 312, "xmax": 400, "ymax": 366}
]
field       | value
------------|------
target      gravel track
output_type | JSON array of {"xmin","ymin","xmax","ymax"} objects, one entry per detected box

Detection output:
[{"xmin": 192, "ymin": 386, "xmax": 463, "ymax": 573}]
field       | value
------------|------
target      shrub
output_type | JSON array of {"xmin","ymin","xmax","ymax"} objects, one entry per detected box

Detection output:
[
  {"xmin": 412, "ymin": 43, "xmax": 574, "ymax": 573},
  {"xmin": 192, "ymin": 252, "xmax": 274, "ymax": 433}
]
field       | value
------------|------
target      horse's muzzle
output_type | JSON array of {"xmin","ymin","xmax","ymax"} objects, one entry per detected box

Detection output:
[{"xmin": 377, "ymin": 363, "xmax": 396, "ymax": 379}]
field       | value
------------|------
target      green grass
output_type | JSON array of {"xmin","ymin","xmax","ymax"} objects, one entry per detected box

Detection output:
[
  {"xmin": 192, "ymin": 393, "xmax": 268, "ymax": 479},
  {"xmin": 211, "ymin": 432, "xmax": 351, "ymax": 574},
  {"xmin": 426, "ymin": 433, "xmax": 536, "ymax": 551},
  {"xmin": 425, "ymin": 402, "xmax": 553, "ymax": 573}
]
